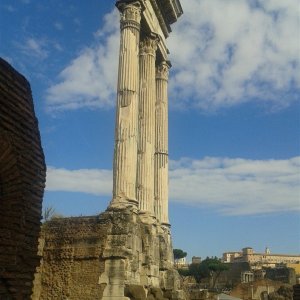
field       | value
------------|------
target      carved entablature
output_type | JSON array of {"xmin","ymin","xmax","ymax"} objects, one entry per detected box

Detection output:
[
  {"xmin": 157, "ymin": 0, "xmax": 183, "ymax": 25},
  {"xmin": 149, "ymin": 0, "xmax": 183, "ymax": 37},
  {"xmin": 156, "ymin": 61, "xmax": 170, "ymax": 81},
  {"xmin": 117, "ymin": 1, "xmax": 142, "ymax": 30},
  {"xmin": 140, "ymin": 36, "xmax": 159, "ymax": 56}
]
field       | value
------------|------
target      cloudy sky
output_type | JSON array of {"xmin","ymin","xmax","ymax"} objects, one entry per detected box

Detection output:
[{"xmin": 1, "ymin": 0, "xmax": 299, "ymax": 259}]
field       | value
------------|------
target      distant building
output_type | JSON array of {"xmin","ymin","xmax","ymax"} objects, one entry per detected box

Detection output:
[
  {"xmin": 265, "ymin": 267, "xmax": 296, "ymax": 285},
  {"xmin": 176, "ymin": 257, "xmax": 187, "ymax": 266},
  {"xmin": 217, "ymin": 262, "xmax": 252, "ymax": 288},
  {"xmin": 287, "ymin": 263, "xmax": 300, "ymax": 276},
  {"xmin": 241, "ymin": 271, "xmax": 254, "ymax": 283},
  {"xmin": 254, "ymin": 269, "xmax": 266, "ymax": 281},
  {"xmin": 192, "ymin": 256, "xmax": 201, "ymax": 264},
  {"xmin": 223, "ymin": 252, "xmax": 243, "ymax": 263},
  {"xmin": 223, "ymin": 247, "xmax": 300, "ymax": 268}
]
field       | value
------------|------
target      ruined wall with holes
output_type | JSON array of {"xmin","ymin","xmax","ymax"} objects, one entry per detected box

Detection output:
[
  {"xmin": 0, "ymin": 58, "xmax": 46, "ymax": 299},
  {"xmin": 32, "ymin": 209, "xmax": 182, "ymax": 300},
  {"xmin": 32, "ymin": 216, "xmax": 109, "ymax": 300}
]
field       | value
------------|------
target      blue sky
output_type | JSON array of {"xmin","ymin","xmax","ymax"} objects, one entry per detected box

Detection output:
[{"xmin": 1, "ymin": 0, "xmax": 299, "ymax": 260}]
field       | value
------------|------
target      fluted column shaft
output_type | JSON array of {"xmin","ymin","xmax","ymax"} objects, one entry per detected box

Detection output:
[
  {"xmin": 154, "ymin": 61, "xmax": 170, "ymax": 224},
  {"xmin": 111, "ymin": 2, "xmax": 141, "ymax": 207},
  {"xmin": 136, "ymin": 37, "xmax": 158, "ymax": 215}
]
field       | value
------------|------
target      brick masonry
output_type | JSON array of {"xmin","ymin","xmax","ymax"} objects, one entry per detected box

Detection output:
[{"xmin": 0, "ymin": 58, "xmax": 46, "ymax": 299}]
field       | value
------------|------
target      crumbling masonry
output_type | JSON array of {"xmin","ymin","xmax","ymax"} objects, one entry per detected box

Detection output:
[
  {"xmin": 32, "ymin": 1, "xmax": 183, "ymax": 299},
  {"xmin": 0, "ymin": 58, "xmax": 46, "ymax": 299}
]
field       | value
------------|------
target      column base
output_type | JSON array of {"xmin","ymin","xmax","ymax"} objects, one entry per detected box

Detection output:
[{"xmin": 109, "ymin": 197, "xmax": 138, "ymax": 210}]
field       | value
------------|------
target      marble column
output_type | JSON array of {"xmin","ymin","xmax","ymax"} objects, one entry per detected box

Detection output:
[
  {"xmin": 110, "ymin": 1, "xmax": 141, "ymax": 208},
  {"xmin": 136, "ymin": 36, "xmax": 158, "ymax": 216},
  {"xmin": 154, "ymin": 61, "xmax": 170, "ymax": 224}
]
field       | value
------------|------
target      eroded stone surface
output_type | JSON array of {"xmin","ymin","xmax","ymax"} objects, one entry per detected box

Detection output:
[{"xmin": 33, "ymin": 208, "xmax": 184, "ymax": 300}]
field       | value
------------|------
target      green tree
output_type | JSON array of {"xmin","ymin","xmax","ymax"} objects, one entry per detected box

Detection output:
[
  {"xmin": 177, "ymin": 268, "xmax": 190, "ymax": 277},
  {"xmin": 188, "ymin": 262, "xmax": 206, "ymax": 283},
  {"xmin": 173, "ymin": 249, "xmax": 187, "ymax": 260},
  {"xmin": 188, "ymin": 257, "xmax": 229, "ymax": 288},
  {"xmin": 173, "ymin": 249, "xmax": 187, "ymax": 267}
]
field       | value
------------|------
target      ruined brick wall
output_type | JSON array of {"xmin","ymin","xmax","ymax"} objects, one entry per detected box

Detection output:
[
  {"xmin": 0, "ymin": 58, "xmax": 46, "ymax": 299},
  {"xmin": 32, "ymin": 216, "xmax": 109, "ymax": 300}
]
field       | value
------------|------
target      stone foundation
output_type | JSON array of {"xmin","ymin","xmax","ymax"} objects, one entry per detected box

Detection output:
[{"xmin": 32, "ymin": 207, "xmax": 184, "ymax": 300}]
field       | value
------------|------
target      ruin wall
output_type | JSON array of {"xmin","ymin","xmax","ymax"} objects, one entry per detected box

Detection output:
[
  {"xmin": 32, "ymin": 216, "xmax": 109, "ymax": 299},
  {"xmin": 32, "ymin": 209, "xmax": 182, "ymax": 300},
  {"xmin": 0, "ymin": 58, "xmax": 46, "ymax": 299}
]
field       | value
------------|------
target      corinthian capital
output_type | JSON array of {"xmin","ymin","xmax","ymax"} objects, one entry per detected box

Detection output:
[
  {"xmin": 156, "ymin": 61, "xmax": 170, "ymax": 81},
  {"xmin": 139, "ymin": 36, "xmax": 159, "ymax": 56},
  {"xmin": 117, "ymin": 1, "xmax": 142, "ymax": 25}
]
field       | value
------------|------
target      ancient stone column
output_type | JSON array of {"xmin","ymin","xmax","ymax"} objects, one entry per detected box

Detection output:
[
  {"xmin": 136, "ymin": 36, "xmax": 158, "ymax": 217},
  {"xmin": 154, "ymin": 61, "xmax": 170, "ymax": 224},
  {"xmin": 110, "ymin": 1, "xmax": 142, "ymax": 208}
]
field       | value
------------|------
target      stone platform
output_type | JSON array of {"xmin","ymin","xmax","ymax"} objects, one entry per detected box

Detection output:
[{"xmin": 32, "ymin": 207, "xmax": 185, "ymax": 300}]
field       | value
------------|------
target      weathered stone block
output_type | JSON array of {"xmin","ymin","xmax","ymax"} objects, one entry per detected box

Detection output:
[{"xmin": 32, "ymin": 209, "xmax": 184, "ymax": 300}]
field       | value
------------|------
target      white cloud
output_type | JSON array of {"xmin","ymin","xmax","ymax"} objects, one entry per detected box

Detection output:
[
  {"xmin": 169, "ymin": 156, "xmax": 300, "ymax": 215},
  {"xmin": 46, "ymin": 156, "xmax": 300, "ymax": 216},
  {"xmin": 18, "ymin": 37, "xmax": 48, "ymax": 59},
  {"xmin": 45, "ymin": 0, "xmax": 299, "ymax": 112},
  {"xmin": 46, "ymin": 167, "xmax": 112, "ymax": 196},
  {"xmin": 168, "ymin": 0, "xmax": 300, "ymax": 110},
  {"xmin": 16, "ymin": 37, "xmax": 63, "ymax": 62},
  {"xmin": 53, "ymin": 42, "xmax": 63, "ymax": 51},
  {"xmin": 54, "ymin": 22, "xmax": 63, "ymax": 31},
  {"xmin": 46, "ymin": 9, "xmax": 120, "ymax": 112},
  {"xmin": 4, "ymin": 5, "xmax": 15, "ymax": 12}
]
